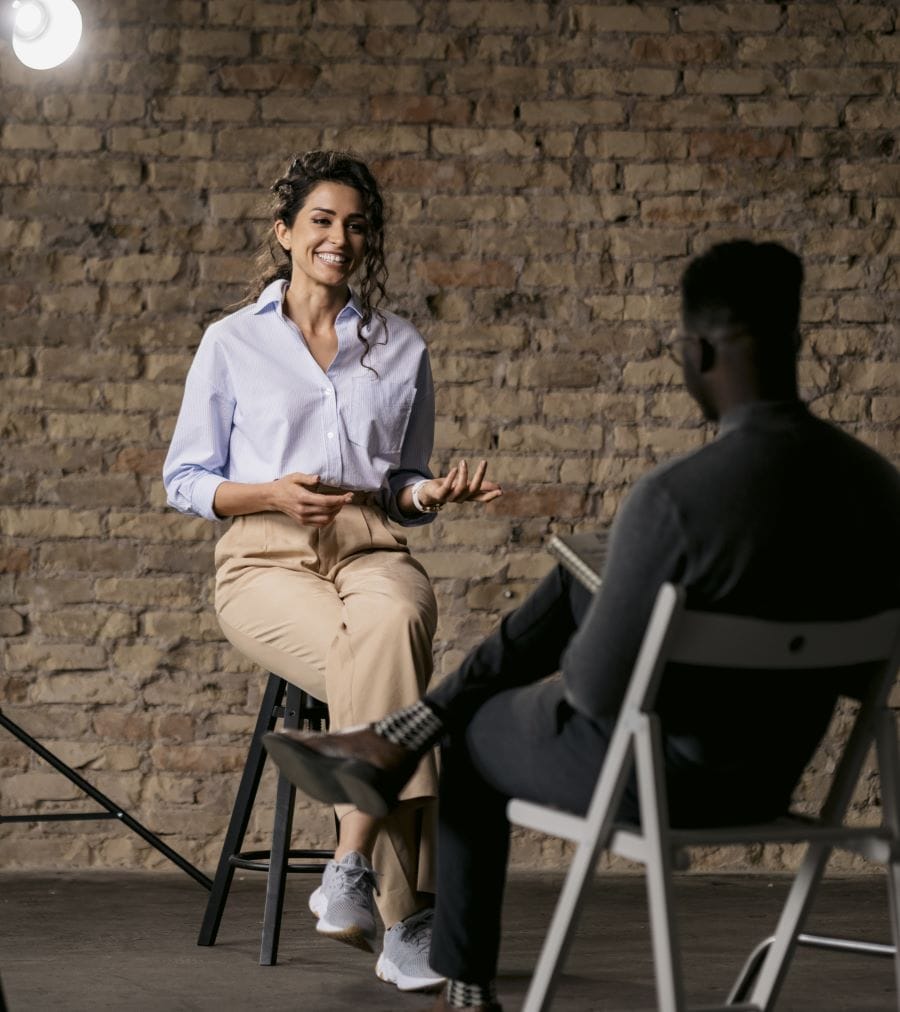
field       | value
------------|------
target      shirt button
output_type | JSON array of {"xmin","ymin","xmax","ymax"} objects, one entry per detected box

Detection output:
[{"xmin": 327, "ymin": 431, "xmax": 335, "ymax": 439}]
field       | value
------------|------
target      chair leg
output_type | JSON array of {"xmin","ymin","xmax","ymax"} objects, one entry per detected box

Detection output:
[
  {"xmin": 198, "ymin": 674, "xmax": 287, "ymax": 947},
  {"xmin": 635, "ymin": 718, "xmax": 685, "ymax": 1012},
  {"xmin": 519, "ymin": 830, "xmax": 604, "ymax": 1012},
  {"xmin": 747, "ymin": 842, "xmax": 832, "ymax": 1011},
  {"xmin": 875, "ymin": 708, "xmax": 900, "ymax": 1000},
  {"xmin": 520, "ymin": 736, "xmax": 637, "ymax": 1012},
  {"xmin": 259, "ymin": 682, "xmax": 303, "ymax": 966}
]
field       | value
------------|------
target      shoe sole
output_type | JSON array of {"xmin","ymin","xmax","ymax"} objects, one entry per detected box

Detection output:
[
  {"xmin": 262, "ymin": 733, "xmax": 353, "ymax": 805},
  {"xmin": 309, "ymin": 887, "xmax": 375, "ymax": 953},
  {"xmin": 334, "ymin": 761, "xmax": 398, "ymax": 819},
  {"xmin": 375, "ymin": 952, "xmax": 445, "ymax": 992}
]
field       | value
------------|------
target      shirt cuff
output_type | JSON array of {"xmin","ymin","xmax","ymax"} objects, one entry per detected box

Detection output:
[
  {"xmin": 190, "ymin": 472, "xmax": 228, "ymax": 521},
  {"xmin": 381, "ymin": 478, "xmax": 437, "ymax": 527}
]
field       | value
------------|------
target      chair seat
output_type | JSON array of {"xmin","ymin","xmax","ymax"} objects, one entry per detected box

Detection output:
[{"xmin": 509, "ymin": 799, "xmax": 897, "ymax": 868}]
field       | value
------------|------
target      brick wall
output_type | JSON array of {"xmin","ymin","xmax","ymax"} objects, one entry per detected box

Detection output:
[{"xmin": 1, "ymin": 1, "xmax": 897, "ymax": 874}]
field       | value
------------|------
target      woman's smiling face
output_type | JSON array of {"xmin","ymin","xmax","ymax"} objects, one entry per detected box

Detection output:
[{"xmin": 274, "ymin": 181, "xmax": 368, "ymax": 292}]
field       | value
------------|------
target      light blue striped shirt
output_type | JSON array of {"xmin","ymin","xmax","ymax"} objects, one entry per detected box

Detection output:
[{"xmin": 163, "ymin": 280, "xmax": 436, "ymax": 525}]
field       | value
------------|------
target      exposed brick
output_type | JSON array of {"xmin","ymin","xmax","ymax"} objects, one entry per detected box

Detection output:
[
  {"xmin": 484, "ymin": 488, "xmax": 588, "ymax": 518},
  {"xmin": 789, "ymin": 69, "xmax": 892, "ymax": 97},
  {"xmin": 571, "ymin": 5, "xmax": 670, "ymax": 32},
  {"xmin": 630, "ymin": 34, "xmax": 728, "ymax": 64},
  {"xmin": 108, "ymin": 128, "xmax": 213, "ymax": 158},
  {"xmin": 573, "ymin": 68, "xmax": 678, "ymax": 97},
  {"xmin": 0, "ymin": 547, "xmax": 30, "ymax": 573},
  {"xmin": 37, "ymin": 349, "xmax": 141, "ymax": 380},
  {"xmin": 415, "ymin": 551, "xmax": 505, "ymax": 580},
  {"xmin": 415, "ymin": 260, "xmax": 516, "ymax": 288},
  {"xmin": 0, "ymin": 608, "xmax": 25, "ymax": 636},
  {"xmin": 1, "ymin": 0, "xmax": 896, "ymax": 879},
  {"xmin": 178, "ymin": 29, "xmax": 250, "ymax": 58},
  {"xmin": 689, "ymin": 131, "xmax": 794, "ymax": 160},
  {"xmin": 218, "ymin": 63, "xmax": 319, "ymax": 91},
  {"xmin": 371, "ymin": 95, "xmax": 472, "ymax": 126},
  {"xmin": 5, "ymin": 643, "xmax": 108, "ymax": 672},
  {"xmin": 35, "ymin": 610, "xmax": 135, "ymax": 641},
  {"xmin": 106, "ymin": 513, "xmax": 214, "ymax": 542},
  {"xmin": 631, "ymin": 97, "xmax": 733, "ymax": 128},
  {"xmin": 683, "ymin": 69, "xmax": 774, "ymax": 96},
  {"xmin": 677, "ymin": 4, "xmax": 783, "ymax": 33},
  {"xmin": 520, "ymin": 100, "xmax": 626, "ymax": 127},
  {"xmin": 499, "ymin": 424, "xmax": 606, "ymax": 452},
  {"xmin": 365, "ymin": 30, "xmax": 461, "ymax": 61},
  {"xmin": 1, "ymin": 509, "xmax": 102, "ymax": 538},
  {"xmin": 446, "ymin": 2, "xmax": 550, "ymax": 30},
  {"xmin": 153, "ymin": 96, "xmax": 256, "ymax": 123},
  {"xmin": 319, "ymin": 0, "xmax": 420, "ymax": 26},
  {"xmin": 259, "ymin": 95, "xmax": 366, "ymax": 123}
]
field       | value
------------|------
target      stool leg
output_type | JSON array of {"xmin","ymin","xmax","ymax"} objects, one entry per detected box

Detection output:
[
  {"xmin": 198, "ymin": 674, "xmax": 287, "ymax": 947},
  {"xmin": 260, "ymin": 682, "xmax": 303, "ymax": 966}
]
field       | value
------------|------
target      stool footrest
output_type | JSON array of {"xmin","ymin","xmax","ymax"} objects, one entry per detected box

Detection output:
[{"xmin": 229, "ymin": 847, "xmax": 334, "ymax": 874}]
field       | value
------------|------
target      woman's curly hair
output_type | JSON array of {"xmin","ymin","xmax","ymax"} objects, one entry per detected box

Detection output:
[{"xmin": 250, "ymin": 150, "xmax": 388, "ymax": 363}]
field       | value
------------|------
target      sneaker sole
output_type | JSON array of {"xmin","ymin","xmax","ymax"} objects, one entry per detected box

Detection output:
[
  {"xmin": 262, "ymin": 733, "xmax": 353, "ymax": 805},
  {"xmin": 375, "ymin": 953, "xmax": 445, "ymax": 993},
  {"xmin": 309, "ymin": 888, "xmax": 375, "ymax": 953}
]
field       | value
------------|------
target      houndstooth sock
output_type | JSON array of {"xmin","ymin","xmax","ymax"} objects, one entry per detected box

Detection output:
[
  {"xmin": 372, "ymin": 700, "xmax": 444, "ymax": 752},
  {"xmin": 445, "ymin": 978, "xmax": 498, "ymax": 1008}
]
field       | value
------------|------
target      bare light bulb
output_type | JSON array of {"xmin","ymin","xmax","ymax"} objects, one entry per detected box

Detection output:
[
  {"xmin": 12, "ymin": 0, "xmax": 82, "ymax": 70},
  {"xmin": 13, "ymin": 1, "xmax": 48, "ymax": 38}
]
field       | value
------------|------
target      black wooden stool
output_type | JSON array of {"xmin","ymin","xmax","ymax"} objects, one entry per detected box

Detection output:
[{"xmin": 198, "ymin": 673, "xmax": 334, "ymax": 965}]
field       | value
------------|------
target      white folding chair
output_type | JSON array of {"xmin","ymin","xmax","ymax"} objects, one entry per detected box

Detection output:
[{"xmin": 508, "ymin": 583, "xmax": 900, "ymax": 1011}]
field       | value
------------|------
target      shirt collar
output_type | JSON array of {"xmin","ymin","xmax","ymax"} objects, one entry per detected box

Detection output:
[
  {"xmin": 252, "ymin": 279, "xmax": 363, "ymax": 320},
  {"xmin": 719, "ymin": 399, "xmax": 809, "ymax": 436}
]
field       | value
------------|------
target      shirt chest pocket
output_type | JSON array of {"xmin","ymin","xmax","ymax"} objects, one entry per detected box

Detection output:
[{"xmin": 346, "ymin": 376, "xmax": 416, "ymax": 456}]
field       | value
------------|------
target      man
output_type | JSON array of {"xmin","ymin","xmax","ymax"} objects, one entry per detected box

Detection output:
[{"xmin": 263, "ymin": 241, "xmax": 900, "ymax": 1011}]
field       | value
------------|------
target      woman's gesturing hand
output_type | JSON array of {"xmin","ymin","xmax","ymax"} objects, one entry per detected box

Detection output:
[
  {"xmin": 269, "ymin": 472, "xmax": 353, "ymax": 527},
  {"xmin": 409, "ymin": 459, "xmax": 503, "ymax": 512}
]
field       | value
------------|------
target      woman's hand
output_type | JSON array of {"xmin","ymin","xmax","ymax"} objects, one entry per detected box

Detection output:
[
  {"xmin": 402, "ymin": 459, "xmax": 503, "ymax": 515},
  {"xmin": 212, "ymin": 473, "xmax": 352, "ymax": 527},
  {"xmin": 268, "ymin": 473, "xmax": 353, "ymax": 527}
]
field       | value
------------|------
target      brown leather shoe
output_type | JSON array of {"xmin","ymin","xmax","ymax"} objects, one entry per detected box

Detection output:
[
  {"xmin": 429, "ymin": 993, "xmax": 502, "ymax": 1012},
  {"xmin": 262, "ymin": 725, "xmax": 421, "ymax": 817}
]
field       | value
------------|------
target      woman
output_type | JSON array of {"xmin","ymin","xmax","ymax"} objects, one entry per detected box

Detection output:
[{"xmin": 163, "ymin": 150, "xmax": 501, "ymax": 992}]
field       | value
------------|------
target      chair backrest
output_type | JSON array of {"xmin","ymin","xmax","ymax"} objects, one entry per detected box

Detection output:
[{"xmin": 629, "ymin": 583, "xmax": 900, "ymax": 716}]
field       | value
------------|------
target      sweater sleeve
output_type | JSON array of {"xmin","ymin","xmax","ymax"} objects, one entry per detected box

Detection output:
[{"xmin": 562, "ymin": 474, "xmax": 689, "ymax": 720}]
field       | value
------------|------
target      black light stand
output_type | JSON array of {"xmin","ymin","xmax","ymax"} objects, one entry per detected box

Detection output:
[{"xmin": 0, "ymin": 706, "xmax": 211, "ymax": 890}]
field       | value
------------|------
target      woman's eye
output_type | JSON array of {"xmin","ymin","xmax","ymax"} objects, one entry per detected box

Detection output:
[
  {"xmin": 312, "ymin": 217, "xmax": 330, "ymax": 226},
  {"xmin": 349, "ymin": 223, "xmax": 367, "ymax": 233}
]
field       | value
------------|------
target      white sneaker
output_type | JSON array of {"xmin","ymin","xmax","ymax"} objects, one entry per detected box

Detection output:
[
  {"xmin": 309, "ymin": 851, "xmax": 378, "ymax": 952},
  {"xmin": 375, "ymin": 907, "xmax": 445, "ymax": 992}
]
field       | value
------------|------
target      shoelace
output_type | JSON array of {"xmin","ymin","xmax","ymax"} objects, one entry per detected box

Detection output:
[
  {"xmin": 331, "ymin": 862, "xmax": 380, "ymax": 900},
  {"xmin": 399, "ymin": 909, "xmax": 432, "ymax": 951}
]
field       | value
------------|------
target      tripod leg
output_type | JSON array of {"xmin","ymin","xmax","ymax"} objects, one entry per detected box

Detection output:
[{"xmin": 0, "ymin": 708, "xmax": 210, "ymax": 889}]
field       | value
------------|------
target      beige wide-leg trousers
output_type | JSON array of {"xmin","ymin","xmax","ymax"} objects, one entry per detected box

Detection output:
[{"xmin": 214, "ymin": 503, "xmax": 439, "ymax": 927}]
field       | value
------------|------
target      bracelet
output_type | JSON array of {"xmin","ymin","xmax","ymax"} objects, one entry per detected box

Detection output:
[{"xmin": 411, "ymin": 479, "xmax": 443, "ymax": 514}]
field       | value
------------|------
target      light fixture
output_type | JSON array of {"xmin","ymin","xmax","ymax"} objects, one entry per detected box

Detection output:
[{"xmin": 9, "ymin": 0, "xmax": 82, "ymax": 69}]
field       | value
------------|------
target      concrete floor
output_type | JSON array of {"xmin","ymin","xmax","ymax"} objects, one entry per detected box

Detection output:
[{"xmin": 0, "ymin": 871, "xmax": 896, "ymax": 1011}]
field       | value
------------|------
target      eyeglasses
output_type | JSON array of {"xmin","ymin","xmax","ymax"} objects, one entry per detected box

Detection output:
[{"xmin": 662, "ymin": 334, "xmax": 692, "ymax": 367}]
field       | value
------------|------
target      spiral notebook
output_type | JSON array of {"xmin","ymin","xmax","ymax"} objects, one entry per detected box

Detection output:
[{"xmin": 546, "ymin": 530, "xmax": 609, "ymax": 594}]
